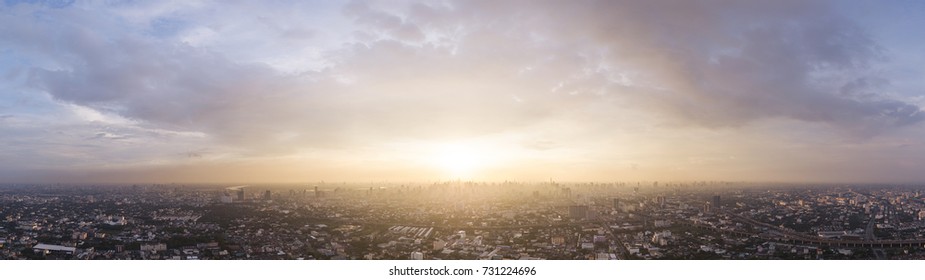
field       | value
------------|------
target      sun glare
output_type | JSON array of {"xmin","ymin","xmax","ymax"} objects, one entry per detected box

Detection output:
[{"xmin": 436, "ymin": 144, "xmax": 482, "ymax": 179}]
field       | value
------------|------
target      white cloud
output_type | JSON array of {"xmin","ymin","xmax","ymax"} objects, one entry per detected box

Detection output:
[{"xmin": 68, "ymin": 104, "xmax": 136, "ymax": 125}]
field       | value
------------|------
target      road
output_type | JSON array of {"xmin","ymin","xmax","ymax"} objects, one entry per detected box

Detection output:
[
  {"xmin": 856, "ymin": 190, "xmax": 887, "ymax": 259},
  {"xmin": 865, "ymin": 210, "xmax": 886, "ymax": 259}
]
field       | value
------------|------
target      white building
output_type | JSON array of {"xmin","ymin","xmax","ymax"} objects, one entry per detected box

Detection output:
[{"xmin": 33, "ymin": 243, "xmax": 77, "ymax": 255}]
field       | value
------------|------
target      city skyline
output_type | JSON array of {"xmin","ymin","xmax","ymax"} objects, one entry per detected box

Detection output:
[
  {"xmin": 5, "ymin": 182, "xmax": 925, "ymax": 260},
  {"xmin": 3, "ymin": 0, "xmax": 925, "ymax": 183}
]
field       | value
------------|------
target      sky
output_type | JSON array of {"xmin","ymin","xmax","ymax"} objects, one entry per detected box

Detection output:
[{"xmin": 2, "ymin": 0, "xmax": 925, "ymax": 184}]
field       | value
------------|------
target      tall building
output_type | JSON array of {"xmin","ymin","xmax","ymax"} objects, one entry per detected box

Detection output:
[
  {"xmin": 263, "ymin": 190, "xmax": 271, "ymax": 200},
  {"xmin": 712, "ymin": 195, "xmax": 721, "ymax": 209},
  {"xmin": 237, "ymin": 188, "xmax": 245, "ymax": 201}
]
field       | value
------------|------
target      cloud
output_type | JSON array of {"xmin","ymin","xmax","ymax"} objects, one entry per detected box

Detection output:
[
  {"xmin": 7, "ymin": 1, "xmax": 563, "ymax": 155},
  {"xmin": 325, "ymin": 0, "xmax": 925, "ymax": 139},
  {"xmin": 460, "ymin": 1, "xmax": 922, "ymax": 132},
  {"xmin": 10, "ymin": 1, "xmax": 922, "ymax": 143},
  {"xmin": 3, "ymin": 0, "xmax": 925, "ymax": 182}
]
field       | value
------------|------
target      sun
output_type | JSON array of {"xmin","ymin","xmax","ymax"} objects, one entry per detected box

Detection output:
[{"xmin": 436, "ymin": 144, "xmax": 482, "ymax": 179}]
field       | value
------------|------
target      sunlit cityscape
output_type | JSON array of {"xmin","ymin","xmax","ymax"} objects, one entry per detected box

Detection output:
[
  {"xmin": 4, "ymin": 182, "xmax": 925, "ymax": 260},
  {"xmin": 3, "ymin": 0, "xmax": 925, "ymax": 267}
]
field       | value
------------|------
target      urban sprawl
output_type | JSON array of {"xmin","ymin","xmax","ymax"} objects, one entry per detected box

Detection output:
[{"xmin": 2, "ymin": 182, "xmax": 925, "ymax": 260}]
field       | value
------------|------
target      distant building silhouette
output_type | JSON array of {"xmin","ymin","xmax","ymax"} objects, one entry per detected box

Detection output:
[{"xmin": 220, "ymin": 192, "xmax": 234, "ymax": 203}]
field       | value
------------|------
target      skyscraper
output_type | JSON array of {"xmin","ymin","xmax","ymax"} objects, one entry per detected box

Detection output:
[{"xmin": 712, "ymin": 195, "xmax": 721, "ymax": 209}]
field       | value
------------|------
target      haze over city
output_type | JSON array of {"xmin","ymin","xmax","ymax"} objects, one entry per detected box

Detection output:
[{"xmin": 3, "ymin": 0, "xmax": 925, "ymax": 183}]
